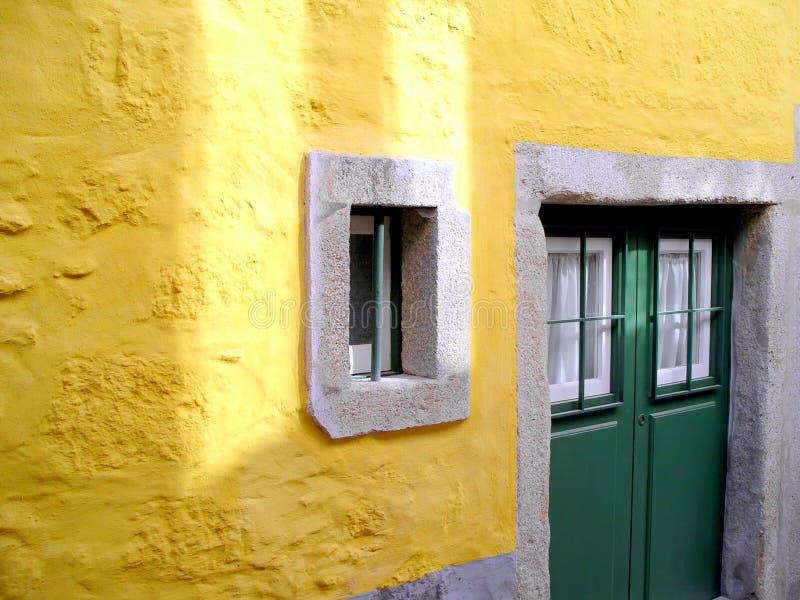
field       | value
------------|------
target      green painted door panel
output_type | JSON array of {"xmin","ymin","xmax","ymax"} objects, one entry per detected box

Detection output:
[
  {"xmin": 630, "ymin": 226, "xmax": 732, "ymax": 600},
  {"xmin": 645, "ymin": 402, "xmax": 727, "ymax": 600},
  {"xmin": 550, "ymin": 421, "xmax": 623, "ymax": 599},
  {"xmin": 549, "ymin": 222, "xmax": 638, "ymax": 600}
]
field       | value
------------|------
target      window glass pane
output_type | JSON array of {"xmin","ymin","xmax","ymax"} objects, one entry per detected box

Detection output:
[
  {"xmin": 585, "ymin": 318, "xmax": 612, "ymax": 397},
  {"xmin": 657, "ymin": 241, "xmax": 710, "ymax": 310},
  {"xmin": 349, "ymin": 215, "xmax": 393, "ymax": 375},
  {"xmin": 546, "ymin": 238, "xmax": 580, "ymax": 321},
  {"xmin": 546, "ymin": 237, "xmax": 613, "ymax": 320},
  {"xmin": 657, "ymin": 312, "xmax": 688, "ymax": 370},
  {"xmin": 694, "ymin": 244, "xmax": 712, "ymax": 309},
  {"xmin": 548, "ymin": 322, "xmax": 579, "ymax": 385},
  {"xmin": 694, "ymin": 312, "xmax": 711, "ymax": 368},
  {"xmin": 584, "ymin": 253, "xmax": 600, "ymax": 317},
  {"xmin": 585, "ymin": 319, "xmax": 602, "ymax": 380},
  {"xmin": 585, "ymin": 238, "xmax": 612, "ymax": 317},
  {"xmin": 349, "ymin": 232, "xmax": 374, "ymax": 347},
  {"xmin": 658, "ymin": 250, "xmax": 689, "ymax": 314}
]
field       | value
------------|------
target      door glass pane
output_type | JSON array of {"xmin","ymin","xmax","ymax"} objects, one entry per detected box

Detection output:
[
  {"xmin": 584, "ymin": 253, "xmax": 600, "ymax": 316},
  {"xmin": 548, "ymin": 322, "xmax": 579, "ymax": 385},
  {"xmin": 546, "ymin": 237, "xmax": 613, "ymax": 402},
  {"xmin": 546, "ymin": 239, "xmax": 580, "ymax": 321},
  {"xmin": 693, "ymin": 312, "xmax": 710, "ymax": 371},
  {"xmin": 585, "ymin": 318, "xmax": 613, "ymax": 397},
  {"xmin": 585, "ymin": 238, "xmax": 612, "ymax": 318},
  {"xmin": 657, "ymin": 239, "xmax": 712, "ymax": 385},
  {"xmin": 657, "ymin": 311, "xmax": 688, "ymax": 370},
  {"xmin": 585, "ymin": 319, "xmax": 610, "ymax": 379}
]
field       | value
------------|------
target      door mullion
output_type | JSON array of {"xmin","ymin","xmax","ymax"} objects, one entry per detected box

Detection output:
[
  {"xmin": 629, "ymin": 231, "xmax": 653, "ymax": 600},
  {"xmin": 578, "ymin": 233, "xmax": 587, "ymax": 410},
  {"xmin": 686, "ymin": 234, "xmax": 695, "ymax": 389}
]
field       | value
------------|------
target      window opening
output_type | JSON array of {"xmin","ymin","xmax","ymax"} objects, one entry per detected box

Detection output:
[{"xmin": 349, "ymin": 208, "xmax": 402, "ymax": 380}]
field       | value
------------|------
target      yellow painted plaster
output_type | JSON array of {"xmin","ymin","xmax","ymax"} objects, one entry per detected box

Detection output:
[{"xmin": 0, "ymin": 1, "xmax": 798, "ymax": 598}]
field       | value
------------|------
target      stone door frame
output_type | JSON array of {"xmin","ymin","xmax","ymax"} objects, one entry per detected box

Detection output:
[{"xmin": 514, "ymin": 108, "xmax": 800, "ymax": 599}]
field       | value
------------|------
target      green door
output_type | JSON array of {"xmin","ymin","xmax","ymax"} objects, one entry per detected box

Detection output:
[{"xmin": 544, "ymin": 207, "xmax": 734, "ymax": 600}]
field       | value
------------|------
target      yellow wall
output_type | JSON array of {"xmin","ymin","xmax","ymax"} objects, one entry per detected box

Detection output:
[{"xmin": 0, "ymin": 1, "xmax": 798, "ymax": 598}]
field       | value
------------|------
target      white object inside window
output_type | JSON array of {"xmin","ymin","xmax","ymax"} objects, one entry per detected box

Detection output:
[
  {"xmin": 546, "ymin": 237, "xmax": 613, "ymax": 403},
  {"xmin": 656, "ymin": 238, "xmax": 712, "ymax": 385}
]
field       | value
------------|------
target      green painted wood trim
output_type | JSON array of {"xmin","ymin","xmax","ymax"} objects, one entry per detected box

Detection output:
[
  {"xmin": 389, "ymin": 214, "xmax": 402, "ymax": 373},
  {"xmin": 578, "ymin": 233, "xmax": 587, "ymax": 409},
  {"xmin": 370, "ymin": 213, "xmax": 385, "ymax": 381},
  {"xmin": 687, "ymin": 234, "xmax": 696, "ymax": 388}
]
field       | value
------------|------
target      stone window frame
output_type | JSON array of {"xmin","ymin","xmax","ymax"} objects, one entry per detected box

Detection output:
[
  {"xmin": 304, "ymin": 151, "xmax": 471, "ymax": 439},
  {"xmin": 513, "ymin": 110, "xmax": 800, "ymax": 599}
]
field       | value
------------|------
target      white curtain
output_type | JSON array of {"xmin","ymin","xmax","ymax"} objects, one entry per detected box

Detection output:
[
  {"xmin": 657, "ymin": 253, "xmax": 698, "ymax": 369},
  {"xmin": 546, "ymin": 253, "xmax": 602, "ymax": 385},
  {"xmin": 547, "ymin": 254, "xmax": 580, "ymax": 385}
]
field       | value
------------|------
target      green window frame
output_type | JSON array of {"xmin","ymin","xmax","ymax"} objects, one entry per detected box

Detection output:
[
  {"xmin": 650, "ymin": 229, "xmax": 729, "ymax": 401},
  {"xmin": 545, "ymin": 227, "xmax": 629, "ymax": 419}
]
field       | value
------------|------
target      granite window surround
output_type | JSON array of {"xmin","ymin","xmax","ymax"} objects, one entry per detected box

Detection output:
[{"xmin": 304, "ymin": 151, "xmax": 471, "ymax": 439}]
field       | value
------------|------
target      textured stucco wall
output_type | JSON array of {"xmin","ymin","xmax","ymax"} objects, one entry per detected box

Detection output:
[{"xmin": 1, "ymin": 1, "xmax": 799, "ymax": 599}]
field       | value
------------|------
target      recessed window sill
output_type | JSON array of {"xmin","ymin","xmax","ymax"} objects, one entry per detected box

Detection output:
[{"xmin": 351, "ymin": 373, "xmax": 436, "ymax": 385}]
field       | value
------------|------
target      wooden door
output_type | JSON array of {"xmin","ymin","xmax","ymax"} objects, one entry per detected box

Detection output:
[{"xmin": 545, "ymin": 207, "xmax": 733, "ymax": 600}]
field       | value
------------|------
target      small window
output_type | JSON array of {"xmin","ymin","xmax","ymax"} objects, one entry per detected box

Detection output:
[
  {"xmin": 305, "ymin": 151, "xmax": 470, "ymax": 438},
  {"xmin": 348, "ymin": 209, "xmax": 401, "ymax": 379},
  {"xmin": 546, "ymin": 237, "xmax": 613, "ymax": 403},
  {"xmin": 656, "ymin": 238, "xmax": 712, "ymax": 386}
]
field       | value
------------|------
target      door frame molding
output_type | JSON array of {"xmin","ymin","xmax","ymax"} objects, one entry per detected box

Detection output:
[{"xmin": 513, "ymin": 107, "xmax": 800, "ymax": 599}]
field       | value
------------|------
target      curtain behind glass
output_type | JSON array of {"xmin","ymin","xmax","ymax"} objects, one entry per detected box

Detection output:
[
  {"xmin": 657, "ymin": 252, "xmax": 700, "ymax": 369},
  {"xmin": 547, "ymin": 254, "xmax": 579, "ymax": 384},
  {"xmin": 547, "ymin": 253, "xmax": 600, "ymax": 385}
]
